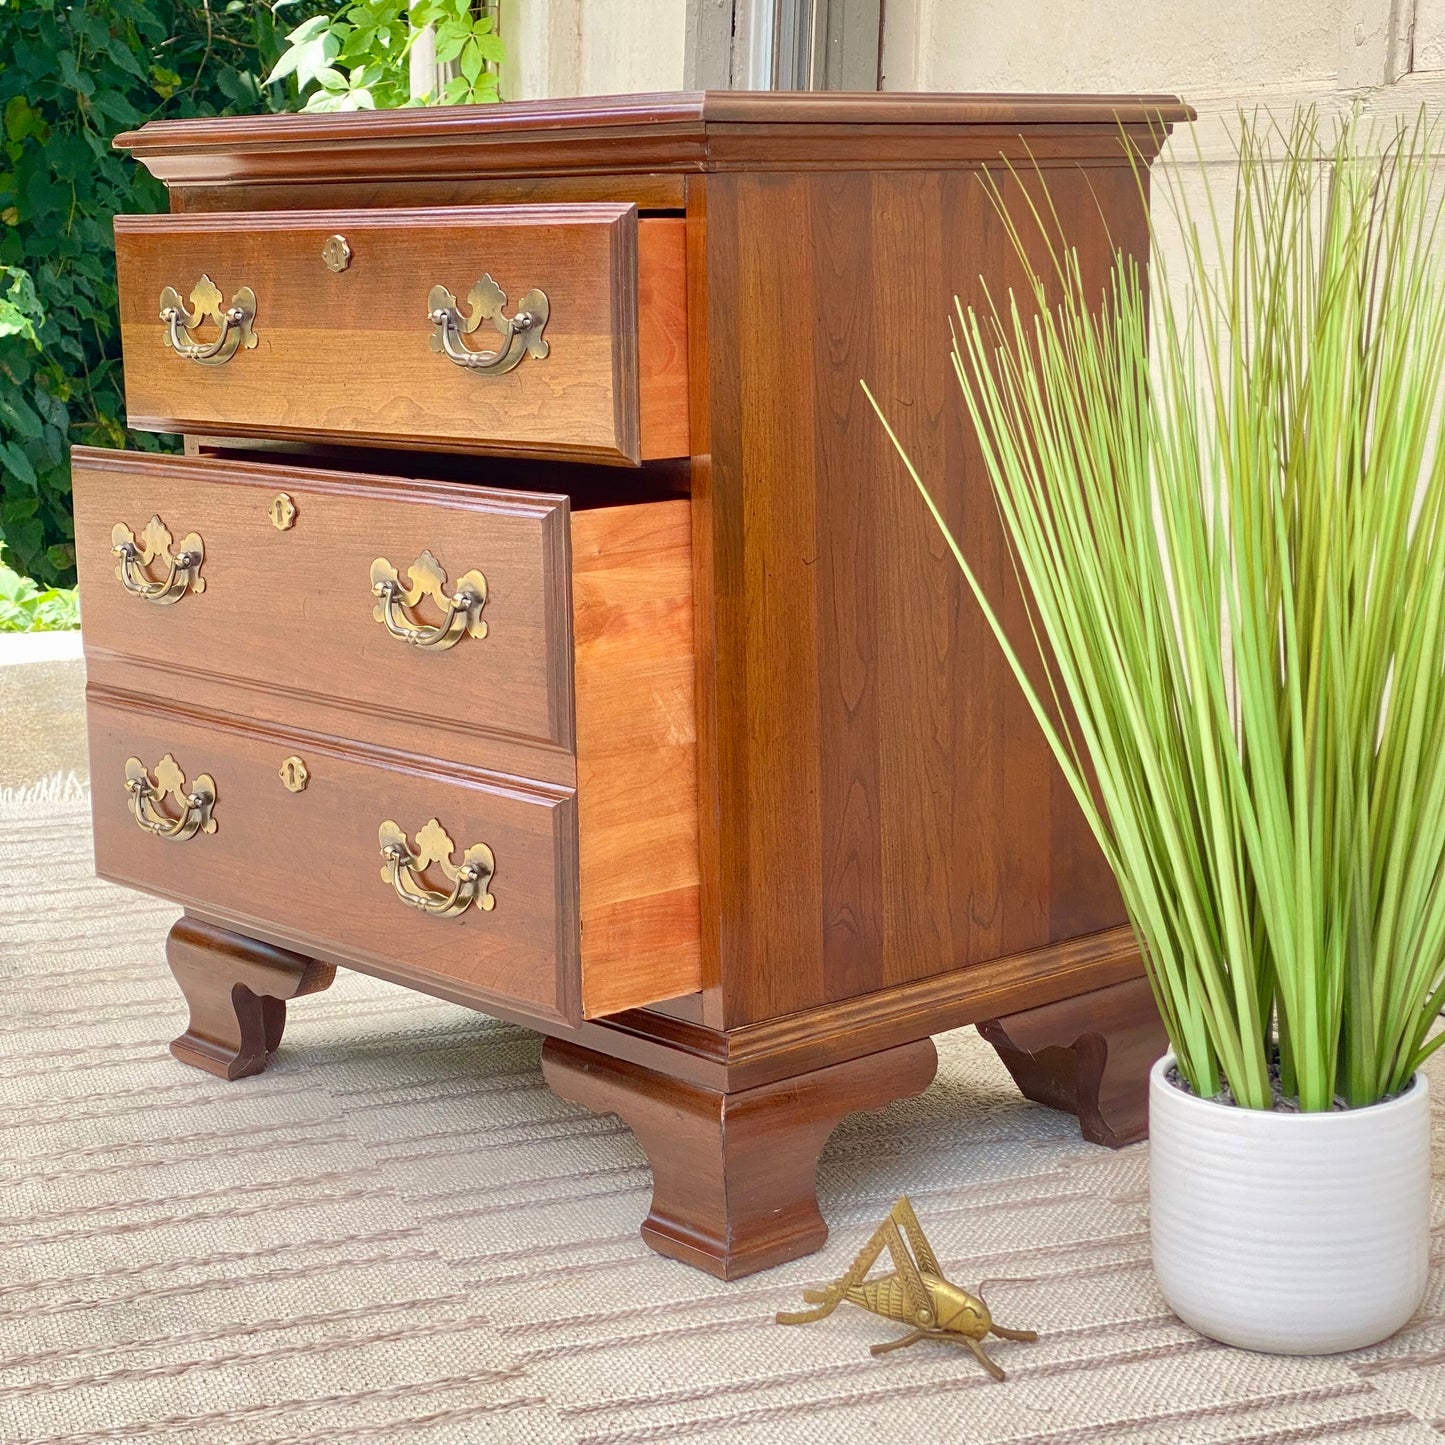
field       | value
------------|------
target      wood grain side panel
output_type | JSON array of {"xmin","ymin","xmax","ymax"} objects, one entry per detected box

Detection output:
[
  {"xmin": 573, "ymin": 498, "xmax": 701, "ymax": 1016},
  {"xmin": 71, "ymin": 447, "xmax": 575, "ymax": 750},
  {"xmin": 704, "ymin": 167, "xmax": 1131, "ymax": 1026},
  {"xmin": 810, "ymin": 172, "xmax": 884, "ymax": 1003},
  {"xmin": 87, "ymin": 692, "xmax": 581, "ymax": 1024},
  {"xmin": 712, "ymin": 173, "xmax": 826, "ymax": 1025},
  {"xmin": 114, "ymin": 205, "xmax": 664, "ymax": 463}
]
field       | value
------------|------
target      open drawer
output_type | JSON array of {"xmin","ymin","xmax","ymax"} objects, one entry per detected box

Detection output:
[
  {"xmin": 87, "ymin": 668, "xmax": 700, "ymax": 1025},
  {"xmin": 113, "ymin": 205, "xmax": 688, "ymax": 464}
]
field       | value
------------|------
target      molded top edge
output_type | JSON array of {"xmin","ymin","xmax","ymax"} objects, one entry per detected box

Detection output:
[
  {"xmin": 116, "ymin": 89, "xmax": 1193, "ymax": 151},
  {"xmin": 113, "ymin": 89, "xmax": 1194, "ymax": 185}
]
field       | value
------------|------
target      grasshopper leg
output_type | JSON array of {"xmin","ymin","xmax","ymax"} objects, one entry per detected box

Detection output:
[
  {"xmin": 869, "ymin": 1329, "xmax": 929, "ymax": 1357},
  {"xmin": 963, "ymin": 1335, "xmax": 1008, "ymax": 1381}
]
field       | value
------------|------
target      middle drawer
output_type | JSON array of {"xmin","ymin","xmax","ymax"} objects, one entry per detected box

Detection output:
[{"xmin": 74, "ymin": 446, "xmax": 596, "ymax": 751}]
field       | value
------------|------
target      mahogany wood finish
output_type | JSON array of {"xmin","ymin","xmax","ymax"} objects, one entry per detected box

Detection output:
[
  {"xmin": 114, "ymin": 92, "xmax": 1194, "ymax": 187},
  {"xmin": 77, "ymin": 455, "xmax": 701, "ymax": 1020},
  {"xmin": 542, "ymin": 1035, "xmax": 938, "ymax": 1279},
  {"xmin": 73, "ymin": 449, "xmax": 696, "ymax": 774},
  {"xmin": 83, "ymin": 505, "xmax": 701, "ymax": 1022},
  {"xmin": 85, "ymin": 92, "xmax": 1192, "ymax": 1275},
  {"xmin": 115, "ymin": 207, "xmax": 690, "ymax": 464},
  {"xmin": 91, "ymin": 692, "xmax": 583, "ymax": 1022},
  {"xmin": 73, "ymin": 448, "xmax": 577, "ymax": 752},
  {"xmin": 166, "ymin": 913, "xmax": 334, "ymax": 1079},
  {"xmin": 695, "ymin": 160, "xmax": 1157, "ymax": 1030},
  {"xmin": 977, "ymin": 976, "xmax": 1171, "ymax": 1148}
]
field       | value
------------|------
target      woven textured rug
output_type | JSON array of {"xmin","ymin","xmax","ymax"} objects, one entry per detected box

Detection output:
[{"xmin": 4, "ymin": 784, "xmax": 1445, "ymax": 1445}]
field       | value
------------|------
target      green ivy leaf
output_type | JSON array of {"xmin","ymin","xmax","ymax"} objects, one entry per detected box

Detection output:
[
  {"xmin": 105, "ymin": 37, "xmax": 149, "ymax": 81},
  {"xmin": 0, "ymin": 266, "xmax": 44, "ymax": 345},
  {"xmin": 0, "ymin": 440, "xmax": 38, "ymax": 487},
  {"xmin": 458, "ymin": 36, "xmax": 483, "ymax": 84}
]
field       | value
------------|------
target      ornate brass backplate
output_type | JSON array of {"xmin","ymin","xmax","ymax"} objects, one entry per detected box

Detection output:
[
  {"xmin": 158, "ymin": 274, "xmax": 257, "ymax": 365},
  {"xmin": 370, "ymin": 550, "xmax": 487, "ymax": 649},
  {"xmin": 321, "ymin": 234, "xmax": 352, "ymax": 273},
  {"xmin": 112, "ymin": 515, "xmax": 205, "ymax": 604},
  {"xmin": 777, "ymin": 1195, "xmax": 1038, "ymax": 1380},
  {"xmin": 268, "ymin": 493, "xmax": 297, "ymax": 531},
  {"xmin": 278, "ymin": 756, "xmax": 309, "ymax": 793},
  {"xmin": 427, "ymin": 274, "xmax": 549, "ymax": 375},
  {"xmin": 124, "ymin": 754, "xmax": 217, "ymax": 842},
  {"xmin": 378, "ymin": 818, "xmax": 495, "ymax": 917}
]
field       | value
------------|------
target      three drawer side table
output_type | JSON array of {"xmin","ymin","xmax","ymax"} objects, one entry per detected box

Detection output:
[{"xmin": 75, "ymin": 92, "xmax": 1186, "ymax": 1278}]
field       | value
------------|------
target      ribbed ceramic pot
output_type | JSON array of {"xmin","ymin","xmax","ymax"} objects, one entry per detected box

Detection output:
[{"xmin": 1149, "ymin": 1054, "xmax": 1432, "ymax": 1354}]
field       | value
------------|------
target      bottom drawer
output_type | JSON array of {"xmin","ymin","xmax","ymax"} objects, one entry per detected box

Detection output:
[{"xmin": 88, "ymin": 695, "xmax": 583, "ymax": 1024}]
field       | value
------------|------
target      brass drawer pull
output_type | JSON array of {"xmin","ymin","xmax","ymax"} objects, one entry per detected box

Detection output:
[
  {"xmin": 379, "ymin": 818, "xmax": 495, "ymax": 918},
  {"xmin": 124, "ymin": 754, "xmax": 217, "ymax": 841},
  {"xmin": 112, "ymin": 516, "xmax": 205, "ymax": 604},
  {"xmin": 371, "ymin": 550, "xmax": 487, "ymax": 649},
  {"xmin": 159, "ymin": 274, "xmax": 257, "ymax": 365},
  {"xmin": 427, "ymin": 274, "xmax": 549, "ymax": 375}
]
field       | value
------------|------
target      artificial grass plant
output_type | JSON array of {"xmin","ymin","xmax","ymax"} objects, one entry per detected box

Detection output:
[{"xmin": 867, "ymin": 109, "xmax": 1445, "ymax": 1111}]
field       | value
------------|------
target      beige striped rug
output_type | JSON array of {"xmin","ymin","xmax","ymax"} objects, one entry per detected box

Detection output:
[{"xmin": 4, "ymin": 784, "xmax": 1445, "ymax": 1444}]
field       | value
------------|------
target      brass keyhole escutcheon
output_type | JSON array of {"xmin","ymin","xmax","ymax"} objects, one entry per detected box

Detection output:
[
  {"xmin": 279, "ymin": 756, "xmax": 309, "ymax": 793},
  {"xmin": 322, "ymin": 235, "xmax": 352, "ymax": 273},
  {"xmin": 269, "ymin": 493, "xmax": 297, "ymax": 531}
]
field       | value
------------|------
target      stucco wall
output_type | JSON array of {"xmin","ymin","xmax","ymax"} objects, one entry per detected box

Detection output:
[
  {"xmin": 881, "ymin": 0, "xmax": 1444, "ymax": 152},
  {"xmin": 501, "ymin": 0, "xmax": 686, "ymax": 100},
  {"xmin": 878, "ymin": 0, "xmax": 1445, "ymax": 299},
  {"xmin": 883, "ymin": 0, "xmax": 1350, "ymax": 97}
]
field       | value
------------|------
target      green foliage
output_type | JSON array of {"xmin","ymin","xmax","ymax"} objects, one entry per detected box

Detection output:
[
  {"xmin": 0, "ymin": 262, "xmax": 43, "ymax": 344},
  {"xmin": 871, "ymin": 109, "xmax": 1445, "ymax": 1112},
  {"xmin": 267, "ymin": 0, "xmax": 503, "ymax": 112},
  {"xmin": 0, "ymin": 548, "xmax": 79, "ymax": 630},
  {"xmin": 0, "ymin": 0, "xmax": 323, "ymax": 588},
  {"xmin": 0, "ymin": 0, "xmax": 505, "ymax": 590}
]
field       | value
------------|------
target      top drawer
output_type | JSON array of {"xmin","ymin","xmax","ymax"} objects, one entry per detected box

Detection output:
[{"xmin": 114, "ymin": 205, "xmax": 689, "ymax": 466}]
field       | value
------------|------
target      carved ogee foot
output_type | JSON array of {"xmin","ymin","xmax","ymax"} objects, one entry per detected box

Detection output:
[
  {"xmin": 542, "ymin": 1036, "xmax": 938, "ymax": 1279},
  {"xmin": 977, "ymin": 974, "xmax": 1168, "ymax": 1147},
  {"xmin": 166, "ymin": 915, "xmax": 335, "ymax": 1080}
]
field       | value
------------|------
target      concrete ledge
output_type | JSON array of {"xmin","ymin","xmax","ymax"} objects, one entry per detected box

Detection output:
[{"xmin": 0, "ymin": 631, "xmax": 83, "ymax": 667}]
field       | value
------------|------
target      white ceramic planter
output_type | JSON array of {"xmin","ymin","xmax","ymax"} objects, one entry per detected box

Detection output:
[{"xmin": 1149, "ymin": 1054, "xmax": 1432, "ymax": 1354}]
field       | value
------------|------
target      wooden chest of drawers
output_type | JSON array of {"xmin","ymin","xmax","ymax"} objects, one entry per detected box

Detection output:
[{"xmin": 76, "ymin": 92, "xmax": 1186, "ymax": 1278}]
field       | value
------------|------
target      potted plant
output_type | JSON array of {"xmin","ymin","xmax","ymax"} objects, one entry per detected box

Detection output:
[{"xmin": 869, "ymin": 109, "xmax": 1445, "ymax": 1355}]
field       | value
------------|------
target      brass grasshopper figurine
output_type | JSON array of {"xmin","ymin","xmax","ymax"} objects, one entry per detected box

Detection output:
[{"xmin": 776, "ymin": 1195, "xmax": 1038, "ymax": 1379}]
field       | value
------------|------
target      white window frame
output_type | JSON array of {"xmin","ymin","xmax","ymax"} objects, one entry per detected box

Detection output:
[{"xmin": 688, "ymin": 0, "xmax": 883, "ymax": 91}]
